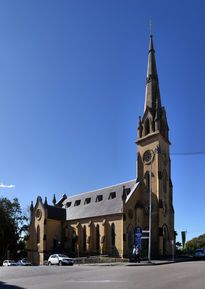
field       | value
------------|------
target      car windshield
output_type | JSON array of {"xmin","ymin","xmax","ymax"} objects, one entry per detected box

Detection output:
[
  {"xmin": 195, "ymin": 249, "xmax": 203, "ymax": 252},
  {"xmin": 9, "ymin": 260, "xmax": 15, "ymax": 263},
  {"xmin": 58, "ymin": 254, "xmax": 69, "ymax": 258}
]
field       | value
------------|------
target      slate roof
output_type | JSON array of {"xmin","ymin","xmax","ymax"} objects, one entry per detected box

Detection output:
[
  {"xmin": 62, "ymin": 179, "xmax": 137, "ymax": 221},
  {"xmin": 47, "ymin": 205, "xmax": 66, "ymax": 221}
]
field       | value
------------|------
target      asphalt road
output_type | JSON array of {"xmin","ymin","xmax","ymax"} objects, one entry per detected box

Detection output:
[{"xmin": 0, "ymin": 261, "xmax": 205, "ymax": 289}]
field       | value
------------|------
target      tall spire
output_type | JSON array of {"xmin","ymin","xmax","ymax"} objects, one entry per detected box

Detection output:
[
  {"xmin": 144, "ymin": 33, "xmax": 161, "ymax": 112},
  {"xmin": 138, "ymin": 32, "xmax": 169, "ymax": 141}
]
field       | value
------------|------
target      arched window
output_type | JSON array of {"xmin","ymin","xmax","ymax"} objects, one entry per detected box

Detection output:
[
  {"xmin": 152, "ymin": 121, "xmax": 155, "ymax": 132},
  {"xmin": 37, "ymin": 225, "xmax": 40, "ymax": 244},
  {"xmin": 111, "ymin": 223, "xmax": 115, "ymax": 247},
  {"xmin": 83, "ymin": 226, "xmax": 86, "ymax": 252},
  {"xmin": 163, "ymin": 173, "xmax": 167, "ymax": 195},
  {"xmin": 136, "ymin": 206, "xmax": 144, "ymax": 226},
  {"xmin": 145, "ymin": 119, "xmax": 150, "ymax": 135},
  {"xmin": 96, "ymin": 224, "xmax": 100, "ymax": 252},
  {"xmin": 144, "ymin": 171, "xmax": 150, "ymax": 191}
]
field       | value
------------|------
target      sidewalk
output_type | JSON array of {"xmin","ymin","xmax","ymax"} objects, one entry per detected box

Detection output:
[
  {"xmin": 77, "ymin": 260, "xmax": 175, "ymax": 266},
  {"xmin": 126, "ymin": 259, "xmax": 175, "ymax": 266},
  {"xmin": 75, "ymin": 256, "xmax": 193, "ymax": 267}
]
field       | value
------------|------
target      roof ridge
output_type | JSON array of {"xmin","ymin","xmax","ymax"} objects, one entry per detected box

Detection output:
[{"xmin": 65, "ymin": 179, "xmax": 136, "ymax": 200}]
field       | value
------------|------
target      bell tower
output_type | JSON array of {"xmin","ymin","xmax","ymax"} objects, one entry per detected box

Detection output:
[{"xmin": 136, "ymin": 33, "xmax": 174, "ymax": 256}]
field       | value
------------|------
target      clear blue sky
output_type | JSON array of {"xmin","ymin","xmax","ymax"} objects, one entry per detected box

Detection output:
[{"xmin": 0, "ymin": 0, "xmax": 204, "ymax": 242}]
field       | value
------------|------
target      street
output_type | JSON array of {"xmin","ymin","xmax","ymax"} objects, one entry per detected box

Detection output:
[{"xmin": 0, "ymin": 261, "xmax": 205, "ymax": 289}]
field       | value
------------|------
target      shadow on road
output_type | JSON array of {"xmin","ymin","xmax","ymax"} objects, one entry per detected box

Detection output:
[{"xmin": 0, "ymin": 281, "xmax": 25, "ymax": 289}]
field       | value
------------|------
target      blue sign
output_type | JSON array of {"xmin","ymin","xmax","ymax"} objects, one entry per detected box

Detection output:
[{"xmin": 134, "ymin": 226, "xmax": 142, "ymax": 248}]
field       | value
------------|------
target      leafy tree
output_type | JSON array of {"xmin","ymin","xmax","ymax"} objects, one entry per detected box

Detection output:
[
  {"xmin": 186, "ymin": 234, "xmax": 205, "ymax": 252},
  {"xmin": 0, "ymin": 197, "xmax": 28, "ymax": 262}
]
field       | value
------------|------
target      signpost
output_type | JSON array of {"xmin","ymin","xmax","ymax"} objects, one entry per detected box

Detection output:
[
  {"xmin": 134, "ymin": 226, "xmax": 142, "ymax": 249},
  {"xmin": 181, "ymin": 231, "xmax": 187, "ymax": 249},
  {"xmin": 171, "ymin": 240, "xmax": 175, "ymax": 261}
]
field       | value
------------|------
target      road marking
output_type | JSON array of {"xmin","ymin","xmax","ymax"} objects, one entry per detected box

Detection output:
[{"xmin": 65, "ymin": 280, "xmax": 127, "ymax": 283}]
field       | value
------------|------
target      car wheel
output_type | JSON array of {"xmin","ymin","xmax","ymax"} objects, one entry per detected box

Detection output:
[
  {"xmin": 48, "ymin": 262, "xmax": 52, "ymax": 266},
  {"xmin": 59, "ymin": 261, "xmax": 62, "ymax": 266}
]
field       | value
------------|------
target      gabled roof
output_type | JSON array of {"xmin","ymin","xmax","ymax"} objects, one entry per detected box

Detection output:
[
  {"xmin": 62, "ymin": 180, "xmax": 137, "ymax": 221},
  {"xmin": 125, "ymin": 182, "xmax": 140, "ymax": 203}
]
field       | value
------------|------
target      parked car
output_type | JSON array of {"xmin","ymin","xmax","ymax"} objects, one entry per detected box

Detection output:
[
  {"xmin": 48, "ymin": 254, "xmax": 74, "ymax": 266},
  {"xmin": 16, "ymin": 259, "xmax": 32, "ymax": 266},
  {"xmin": 194, "ymin": 248, "xmax": 205, "ymax": 258},
  {"xmin": 3, "ymin": 260, "xmax": 16, "ymax": 266}
]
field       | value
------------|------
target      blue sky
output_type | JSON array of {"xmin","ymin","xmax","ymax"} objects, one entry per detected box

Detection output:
[{"xmin": 0, "ymin": 0, "xmax": 204, "ymax": 242}]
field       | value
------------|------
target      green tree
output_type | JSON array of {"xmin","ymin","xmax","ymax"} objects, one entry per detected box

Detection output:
[
  {"xmin": 186, "ymin": 234, "xmax": 205, "ymax": 252},
  {"xmin": 0, "ymin": 197, "xmax": 28, "ymax": 262}
]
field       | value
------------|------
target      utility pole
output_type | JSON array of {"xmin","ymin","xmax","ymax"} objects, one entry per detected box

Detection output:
[
  {"xmin": 148, "ymin": 147, "xmax": 158, "ymax": 262},
  {"xmin": 148, "ymin": 165, "xmax": 152, "ymax": 263}
]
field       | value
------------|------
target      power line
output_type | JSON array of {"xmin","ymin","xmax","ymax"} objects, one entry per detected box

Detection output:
[
  {"xmin": 171, "ymin": 151, "xmax": 205, "ymax": 156},
  {"xmin": 155, "ymin": 148, "xmax": 205, "ymax": 156}
]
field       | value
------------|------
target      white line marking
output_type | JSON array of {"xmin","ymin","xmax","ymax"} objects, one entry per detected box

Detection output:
[{"xmin": 65, "ymin": 280, "xmax": 127, "ymax": 283}]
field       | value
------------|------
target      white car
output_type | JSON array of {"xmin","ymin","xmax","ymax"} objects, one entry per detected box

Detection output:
[
  {"xmin": 3, "ymin": 260, "xmax": 16, "ymax": 266},
  {"xmin": 48, "ymin": 254, "xmax": 74, "ymax": 266},
  {"xmin": 194, "ymin": 248, "xmax": 205, "ymax": 258}
]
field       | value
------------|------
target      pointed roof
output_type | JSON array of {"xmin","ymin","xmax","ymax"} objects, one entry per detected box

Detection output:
[{"xmin": 144, "ymin": 34, "xmax": 161, "ymax": 112}]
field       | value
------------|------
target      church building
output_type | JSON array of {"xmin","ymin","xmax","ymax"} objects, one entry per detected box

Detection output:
[{"xmin": 27, "ymin": 33, "xmax": 175, "ymax": 265}]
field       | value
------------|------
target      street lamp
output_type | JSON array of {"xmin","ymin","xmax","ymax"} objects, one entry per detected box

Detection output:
[
  {"xmin": 146, "ymin": 147, "xmax": 159, "ymax": 263},
  {"xmin": 148, "ymin": 165, "xmax": 152, "ymax": 263}
]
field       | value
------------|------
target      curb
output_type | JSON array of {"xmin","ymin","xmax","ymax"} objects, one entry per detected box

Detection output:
[
  {"xmin": 77, "ymin": 261, "xmax": 175, "ymax": 267},
  {"xmin": 126, "ymin": 261, "xmax": 175, "ymax": 266}
]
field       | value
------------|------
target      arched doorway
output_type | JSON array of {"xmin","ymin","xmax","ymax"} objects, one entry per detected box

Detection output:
[
  {"xmin": 36, "ymin": 225, "xmax": 40, "ymax": 244},
  {"xmin": 127, "ymin": 224, "xmax": 134, "ymax": 251}
]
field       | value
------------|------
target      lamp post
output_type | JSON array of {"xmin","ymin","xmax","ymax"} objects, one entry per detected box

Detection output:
[
  {"xmin": 147, "ymin": 147, "xmax": 159, "ymax": 263},
  {"xmin": 148, "ymin": 162, "xmax": 152, "ymax": 263}
]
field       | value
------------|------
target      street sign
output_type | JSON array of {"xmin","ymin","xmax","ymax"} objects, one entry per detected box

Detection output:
[{"xmin": 134, "ymin": 226, "xmax": 142, "ymax": 248}]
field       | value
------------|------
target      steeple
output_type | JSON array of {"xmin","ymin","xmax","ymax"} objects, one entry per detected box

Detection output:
[
  {"xmin": 144, "ymin": 33, "xmax": 161, "ymax": 112},
  {"xmin": 137, "ymin": 33, "xmax": 169, "ymax": 141},
  {"xmin": 136, "ymin": 32, "xmax": 174, "ymax": 258}
]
